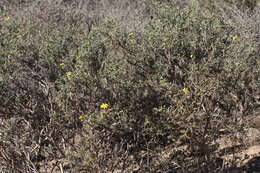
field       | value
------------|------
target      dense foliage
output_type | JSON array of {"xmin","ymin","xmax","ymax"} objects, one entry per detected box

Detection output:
[{"xmin": 0, "ymin": 0, "xmax": 259, "ymax": 172}]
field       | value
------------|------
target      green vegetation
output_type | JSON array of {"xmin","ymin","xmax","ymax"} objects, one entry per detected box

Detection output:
[{"xmin": 0, "ymin": 0, "xmax": 259, "ymax": 172}]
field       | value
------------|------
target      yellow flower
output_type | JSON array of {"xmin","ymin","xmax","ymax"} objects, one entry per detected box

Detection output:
[
  {"xmin": 59, "ymin": 63, "xmax": 65, "ymax": 67},
  {"xmin": 182, "ymin": 88, "xmax": 189, "ymax": 94},
  {"xmin": 66, "ymin": 72, "xmax": 73, "ymax": 80},
  {"xmin": 100, "ymin": 103, "xmax": 109, "ymax": 109},
  {"xmin": 75, "ymin": 56, "xmax": 80, "ymax": 61},
  {"xmin": 78, "ymin": 114, "xmax": 85, "ymax": 120},
  {"xmin": 79, "ymin": 34, "xmax": 88, "ymax": 39},
  {"xmin": 231, "ymin": 35, "xmax": 239, "ymax": 41},
  {"xmin": 128, "ymin": 32, "xmax": 134, "ymax": 37},
  {"xmin": 190, "ymin": 55, "xmax": 194, "ymax": 59},
  {"xmin": 17, "ymin": 34, "xmax": 22, "ymax": 39},
  {"xmin": 2, "ymin": 17, "xmax": 11, "ymax": 21},
  {"xmin": 128, "ymin": 39, "xmax": 136, "ymax": 43}
]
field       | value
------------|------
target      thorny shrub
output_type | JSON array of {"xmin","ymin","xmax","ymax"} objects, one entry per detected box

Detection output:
[{"xmin": 0, "ymin": 0, "xmax": 259, "ymax": 172}]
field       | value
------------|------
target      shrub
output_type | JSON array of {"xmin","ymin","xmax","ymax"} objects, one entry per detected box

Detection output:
[{"xmin": 0, "ymin": 0, "xmax": 259, "ymax": 172}]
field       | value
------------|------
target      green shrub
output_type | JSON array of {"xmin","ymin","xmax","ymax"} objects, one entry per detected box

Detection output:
[{"xmin": 0, "ymin": 0, "xmax": 259, "ymax": 172}]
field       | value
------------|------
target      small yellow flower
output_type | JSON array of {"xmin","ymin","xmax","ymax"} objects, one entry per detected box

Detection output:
[
  {"xmin": 59, "ymin": 63, "xmax": 65, "ymax": 67},
  {"xmin": 79, "ymin": 34, "xmax": 87, "ymax": 39},
  {"xmin": 100, "ymin": 103, "xmax": 109, "ymax": 109},
  {"xmin": 75, "ymin": 56, "xmax": 80, "ymax": 61},
  {"xmin": 128, "ymin": 32, "xmax": 134, "ymax": 37},
  {"xmin": 2, "ymin": 17, "xmax": 11, "ymax": 21},
  {"xmin": 66, "ymin": 72, "xmax": 73, "ymax": 80},
  {"xmin": 78, "ymin": 114, "xmax": 85, "ymax": 120},
  {"xmin": 231, "ymin": 35, "xmax": 239, "ymax": 41},
  {"xmin": 128, "ymin": 39, "xmax": 136, "ymax": 43},
  {"xmin": 190, "ymin": 55, "xmax": 194, "ymax": 59},
  {"xmin": 182, "ymin": 88, "xmax": 189, "ymax": 94}
]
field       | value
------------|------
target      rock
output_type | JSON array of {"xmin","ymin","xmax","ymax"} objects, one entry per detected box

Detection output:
[{"xmin": 243, "ymin": 128, "xmax": 260, "ymax": 146}]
